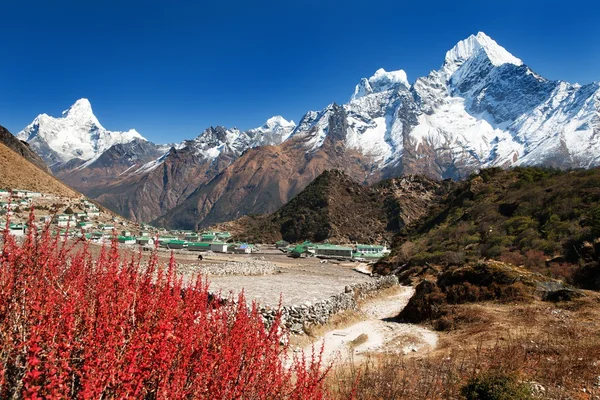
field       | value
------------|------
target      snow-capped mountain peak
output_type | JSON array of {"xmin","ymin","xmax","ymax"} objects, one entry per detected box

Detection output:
[
  {"xmin": 172, "ymin": 116, "xmax": 297, "ymax": 164},
  {"xmin": 17, "ymin": 99, "xmax": 145, "ymax": 165},
  {"xmin": 246, "ymin": 116, "xmax": 296, "ymax": 145},
  {"xmin": 60, "ymin": 98, "xmax": 100, "ymax": 126},
  {"xmin": 351, "ymin": 68, "xmax": 410, "ymax": 101},
  {"xmin": 443, "ymin": 31, "xmax": 522, "ymax": 77},
  {"xmin": 264, "ymin": 115, "xmax": 296, "ymax": 130}
]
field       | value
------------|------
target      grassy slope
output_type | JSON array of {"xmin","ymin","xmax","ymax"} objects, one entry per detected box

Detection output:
[{"xmin": 378, "ymin": 167, "xmax": 600, "ymax": 290}]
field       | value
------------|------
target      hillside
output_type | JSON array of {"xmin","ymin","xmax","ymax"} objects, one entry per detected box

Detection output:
[
  {"xmin": 376, "ymin": 167, "xmax": 600, "ymax": 290},
  {"xmin": 213, "ymin": 170, "xmax": 450, "ymax": 244},
  {"xmin": 0, "ymin": 126, "xmax": 78, "ymax": 197},
  {"xmin": 0, "ymin": 125, "xmax": 51, "ymax": 174}
]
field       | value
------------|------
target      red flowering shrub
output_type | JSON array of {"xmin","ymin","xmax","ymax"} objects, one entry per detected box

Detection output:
[{"xmin": 0, "ymin": 212, "xmax": 329, "ymax": 399}]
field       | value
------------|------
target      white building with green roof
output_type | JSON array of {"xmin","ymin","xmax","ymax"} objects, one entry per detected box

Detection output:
[{"xmin": 314, "ymin": 244, "xmax": 354, "ymax": 259}]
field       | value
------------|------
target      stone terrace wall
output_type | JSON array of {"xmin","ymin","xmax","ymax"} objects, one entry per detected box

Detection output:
[{"xmin": 260, "ymin": 275, "xmax": 399, "ymax": 334}]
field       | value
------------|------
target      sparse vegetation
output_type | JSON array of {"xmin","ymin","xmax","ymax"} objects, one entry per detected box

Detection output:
[
  {"xmin": 379, "ymin": 167, "xmax": 600, "ymax": 290},
  {"xmin": 461, "ymin": 373, "xmax": 532, "ymax": 400},
  {"xmin": 330, "ymin": 294, "xmax": 600, "ymax": 399},
  {"xmin": 348, "ymin": 334, "xmax": 368, "ymax": 348}
]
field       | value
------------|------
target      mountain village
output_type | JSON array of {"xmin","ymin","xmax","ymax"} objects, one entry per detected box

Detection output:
[{"xmin": 1, "ymin": 188, "xmax": 391, "ymax": 263}]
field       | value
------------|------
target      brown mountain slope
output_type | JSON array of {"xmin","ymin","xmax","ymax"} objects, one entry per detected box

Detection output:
[
  {"xmin": 0, "ymin": 131, "xmax": 78, "ymax": 198},
  {"xmin": 152, "ymin": 105, "xmax": 383, "ymax": 229},
  {"xmin": 208, "ymin": 170, "xmax": 450, "ymax": 244},
  {"xmin": 55, "ymin": 139, "xmax": 164, "ymax": 193},
  {"xmin": 88, "ymin": 145, "xmax": 235, "ymax": 223},
  {"xmin": 0, "ymin": 125, "xmax": 51, "ymax": 174}
]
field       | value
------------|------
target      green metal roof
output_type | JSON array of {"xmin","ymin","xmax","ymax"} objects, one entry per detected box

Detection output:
[
  {"xmin": 314, "ymin": 244, "xmax": 354, "ymax": 251},
  {"xmin": 163, "ymin": 240, "xmax": 187, "ymax": 245},
  {"xmin": 357, "ymin": 244, "xmax": 385, "ymax": 249},
  {"xmin": 291, "ymin": 245, "xmax": 308, "ymax": 254},
  {"xmin": 188, "ymin": 242, "xmax": 211, "ymax": 247}
]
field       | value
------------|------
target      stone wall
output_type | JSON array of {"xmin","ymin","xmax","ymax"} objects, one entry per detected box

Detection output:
[
  {"xmin": 177, "ymin": 260, "xmax": 281, "ymax": 276},
  {"xmin": 260, "ymin": 275, "xmax": 399, "ymax": 334}
]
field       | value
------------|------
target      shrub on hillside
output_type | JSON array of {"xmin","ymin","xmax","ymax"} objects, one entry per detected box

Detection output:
[
  {"xmin": 0, "ymin": 212, "xmax": 328, "ymax": 399},
  {"xmin": 461, "ymin": 372, "xmax": 532, "ymax": 400}
]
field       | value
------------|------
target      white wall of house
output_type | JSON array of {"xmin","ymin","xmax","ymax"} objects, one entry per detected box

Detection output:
[{"xmin": 210, "ymin": 243, "xmax": 228, "ymax": 253}]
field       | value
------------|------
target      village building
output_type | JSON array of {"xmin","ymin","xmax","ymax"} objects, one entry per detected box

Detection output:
[
  {"xmin": 158, "ymin": 235, "xmax": 177, "ymax": 243},
  {"xmin": 185, "ymin": 233, "xmax": 199, "ymax": 242},
  {"xmin": 77, "ymin": 221, "xmax": 94, "ymax": 230},
  {"xmin": 117, "ymin": 236, "xmax": 137, "ymax": 245},
  {"xmin": 230, "ymin": 243, "xmax": 252, "ymax": 254},
  {"xmin": 353, "ymin": 244, "xmax": 390, "ymax": 260},
  {"xmin": 160, "ymin": 240, "xmax": 188, "ymax": 249},
  {"xmin": 356, "ymin": 244, "xmax": 388, "ymax": 254},
  {"xmin": 91, "ymin": 232, "xmax": 110, "ymax": 240},
  {"xmin": 210, "ymin": 242, "xmax": 228, "ymax": 253},
  {"xmin": 54, "ymin": 214, "xmax": 77, "ymax": 227},
  {"xmin": 216, "ymin": 232, "xmax": 232, "ymax": 241},
  {"xmin": 200, "ymin": 232, "xmax": 216, "ymax": 242},
  {"xmin": 136, "ymin": 236, "xmax": 154, "ymax": 246},
  {"xmin": 314, "ymin": 244, "xmax": 354, "ymax": 259},
  {"xmin": 187, "ymin": 242, "xmax": 211, "ymax": 251},
  {"xmin": 7, "ymin": 223, "xmax": 25, "ymax": 237},
  {"xmin": 290, "ymin": 242, "xmax": 316, "ymax": 258}
]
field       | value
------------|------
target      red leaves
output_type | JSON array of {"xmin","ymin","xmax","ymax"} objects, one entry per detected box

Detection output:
[{"xmin": 0, "ymin": 211, "xmax": 329, "ymax": 399}]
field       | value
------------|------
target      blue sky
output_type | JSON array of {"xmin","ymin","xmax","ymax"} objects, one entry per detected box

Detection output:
[{"xmin": 1, "ymin": 0, "xmax": 599, "ymax": 143}]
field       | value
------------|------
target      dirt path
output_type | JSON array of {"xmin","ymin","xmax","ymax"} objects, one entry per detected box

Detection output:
[{"xmin": 299, "ymin": 286, "xmax": 438, "ymax": 365}]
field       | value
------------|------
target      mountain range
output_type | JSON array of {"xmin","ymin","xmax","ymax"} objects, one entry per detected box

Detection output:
[{"xmin": 14, "ymin": 32, "xmax": 600, "ymax": 229}]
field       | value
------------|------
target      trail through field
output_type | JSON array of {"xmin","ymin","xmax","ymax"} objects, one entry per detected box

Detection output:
[{"xmin": 300, "ymin": 286, "xmax": 438, "ymax": 365}]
